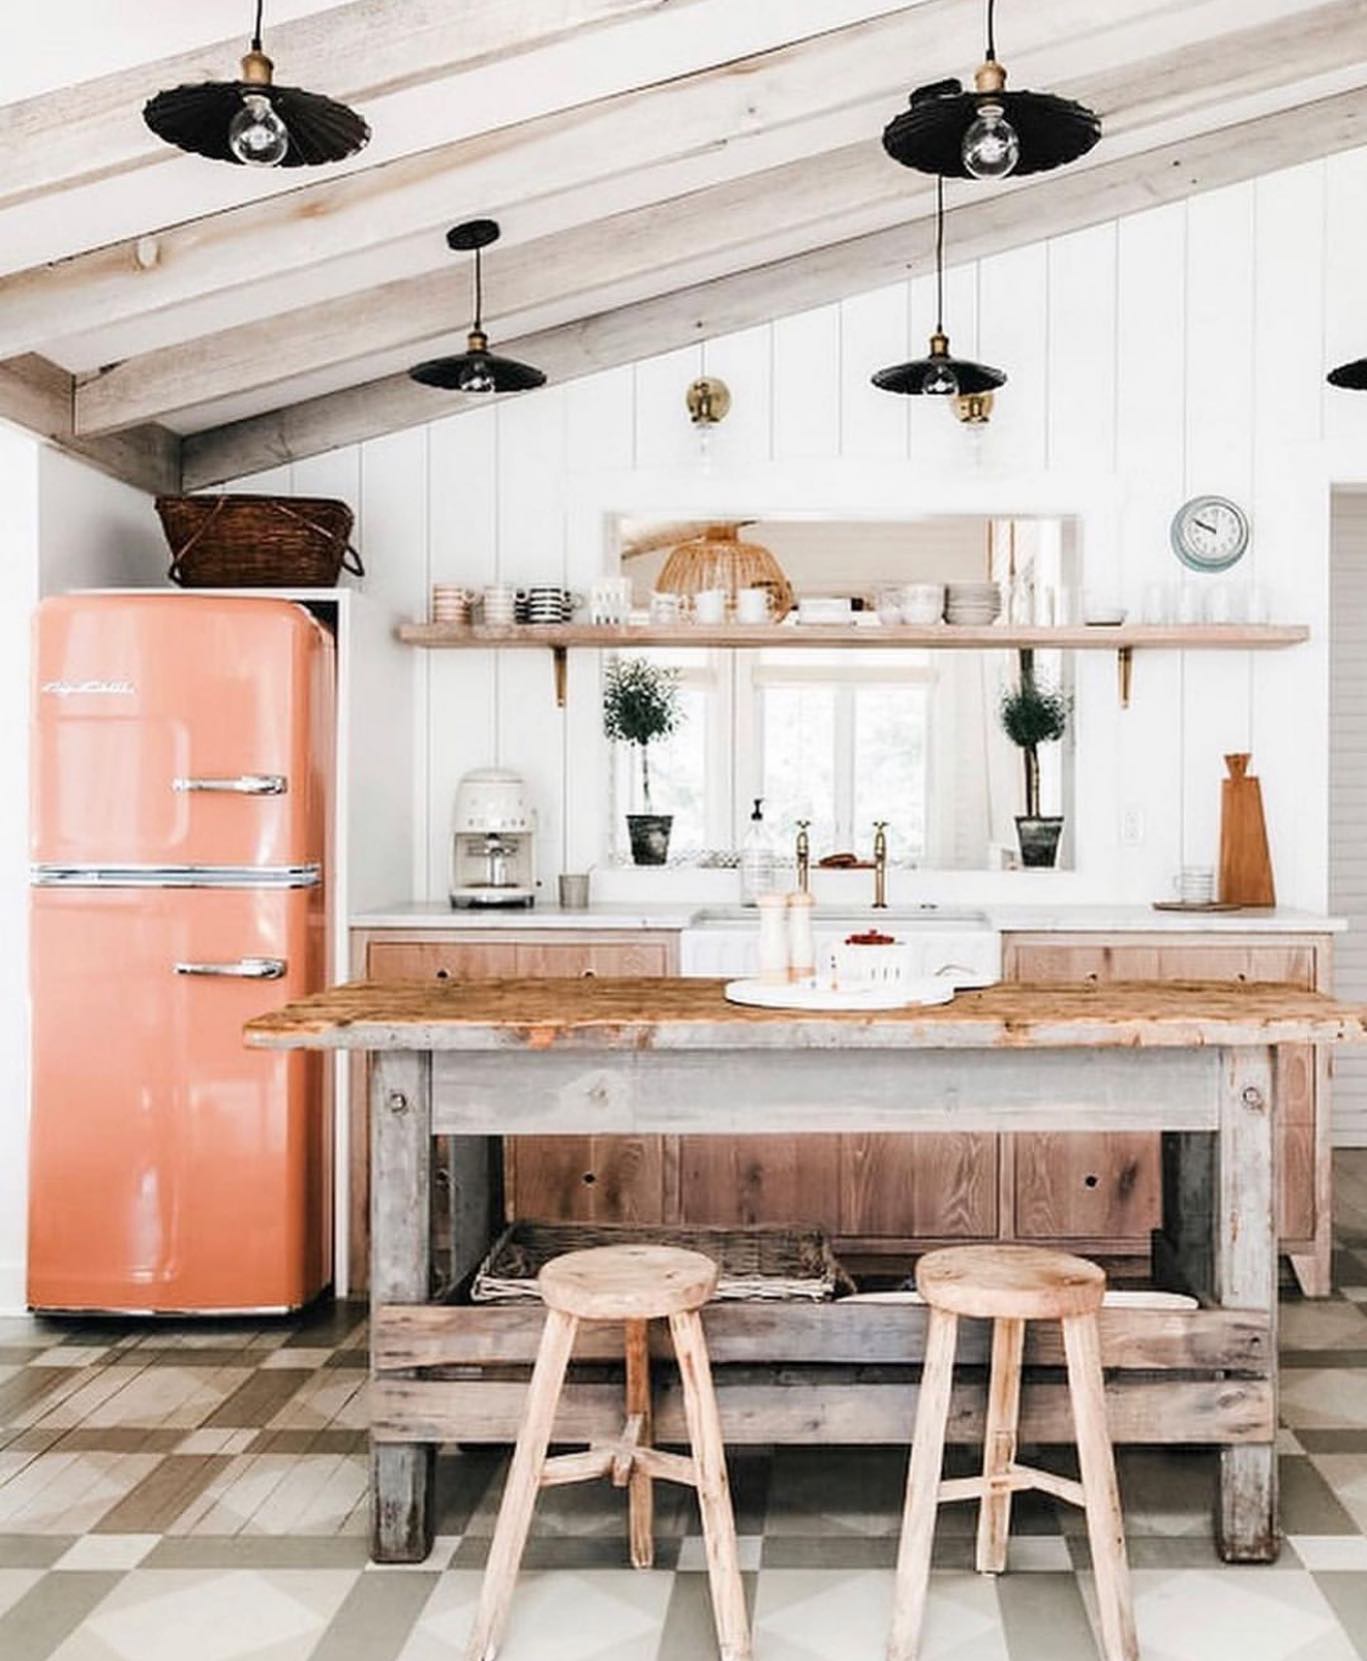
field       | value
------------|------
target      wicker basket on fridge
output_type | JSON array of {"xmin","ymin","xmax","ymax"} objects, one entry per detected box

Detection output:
[{"xmin": 156, "ymin": 493, "xmax": 364, "ymax": 588}]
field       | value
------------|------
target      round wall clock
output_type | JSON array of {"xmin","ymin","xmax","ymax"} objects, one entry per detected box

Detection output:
[{"xmin": 1170, "ymin": 495, "xmax": 1250, "ymax": 573}]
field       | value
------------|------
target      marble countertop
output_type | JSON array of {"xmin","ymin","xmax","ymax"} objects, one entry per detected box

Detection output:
[{"xmin": 352, "ymin": 900, "xmax": 1345, "ymax": 935}]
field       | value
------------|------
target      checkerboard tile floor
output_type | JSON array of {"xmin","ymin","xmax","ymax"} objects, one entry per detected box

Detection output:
[{"xmin": 6, "ymin": 1160, "xmax": 1367, "ymax": 1659}]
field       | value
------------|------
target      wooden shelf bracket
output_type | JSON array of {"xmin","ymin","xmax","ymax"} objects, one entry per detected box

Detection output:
[{"xmin": 1118, "ymin": 646, "xmax": 1133, "ymax": 709}]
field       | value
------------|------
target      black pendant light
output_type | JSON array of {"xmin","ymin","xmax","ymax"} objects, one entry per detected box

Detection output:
[
  {"xmin": 143, "ymin": 0, "xmax": 368, "ymax": 169},
  {"xmin": 1328, "ymin": 359, "xmax": 1367, "ymax": 390},
  {"xmin": 882, "ymin": 0, "xmax": 1100, "ymax": 181},
  {"xmin": 409, "ymin": 221, "xmax": 547, "ymax": 395},
  {"xmin": 873, "ymin": 179, "xmax": 1006, "ymax": 399}
]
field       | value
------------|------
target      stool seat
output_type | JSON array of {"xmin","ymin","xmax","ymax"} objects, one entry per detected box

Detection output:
[
  {"xmin": 538, "ymin": 1244, "xmax": 720, "ymax": 1320},
  {"xmin": 916, "ymin": 1244, "xmax": 1105, "ymax": 1322}
]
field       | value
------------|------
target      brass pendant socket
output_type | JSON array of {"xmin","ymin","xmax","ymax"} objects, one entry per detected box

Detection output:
[
  {"xmin": 686, "ymin": 375, "xmax": 732, "ymax": 427},
  {"xmin": 972, "ymin": 58, "xmax": 1007, "ymax": 95},
  {"xmin": 954, "ymin": 391, "xmax": 995, "ymax": 426},
  {"xmin": 240, "ymin": 48, "xmax": 275, "ymax": 85},
  {"xmin": 928, "ymin": 331, "xmax": 951, "ymax": 359},
  {"xmin": 467, "ymin": 329, "xmax": 490, "ymax": 352}
]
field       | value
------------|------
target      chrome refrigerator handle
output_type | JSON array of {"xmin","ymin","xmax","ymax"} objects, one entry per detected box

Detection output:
[
  {"xmin": 171, "ymin": 774, "xmax": 287, "ymax": 795},
  {"xmin": 174, "ymin": 957, "xmax": 287, "ymax": 980}
]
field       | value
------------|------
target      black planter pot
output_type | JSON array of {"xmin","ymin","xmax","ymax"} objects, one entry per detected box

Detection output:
[
  {"xmin": 1016, "ymin": 815, "xmax": 1064, "ymax": 868},
  {"xmin": 627, "ymin": 814, "xmax": 673, "ymax": 866}
]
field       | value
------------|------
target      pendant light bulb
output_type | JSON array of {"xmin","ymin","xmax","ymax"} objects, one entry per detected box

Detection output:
[
  {"xmin": 962, "ymin": 100, "xmax": 1019, "ymax": 179},
  {"xmin": 228, "ymin": 92, "xmax": 289, "ymax": 166}
]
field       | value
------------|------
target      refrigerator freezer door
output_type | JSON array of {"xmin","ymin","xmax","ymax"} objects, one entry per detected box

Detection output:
[
  {"xmin": 28, "ymin": 884, "xmax": 330, "ymax": 1313},
  {"xmin": 32, "ymin": 595, "xmax": 333, "ymax": 870}
]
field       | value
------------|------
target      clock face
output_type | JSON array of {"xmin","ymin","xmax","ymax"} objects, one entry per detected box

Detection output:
[{"xmin": 1170, "ymin": 495, "xmax": 1250, "ymax": 573}]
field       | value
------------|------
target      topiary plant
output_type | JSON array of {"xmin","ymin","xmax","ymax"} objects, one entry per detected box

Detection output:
[
  {"xmin": 1000, "ymin": 655, "xmax": 1070, "ymax": 819},
  {"xmin": 603, "ymin": 657, "xmax": 683, "ymax": 813}
]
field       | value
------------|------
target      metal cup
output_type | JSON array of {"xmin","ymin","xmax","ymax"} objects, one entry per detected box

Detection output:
[{"xmin": 558, "ymin": 872, "xmax": 591, "ymax": 910}]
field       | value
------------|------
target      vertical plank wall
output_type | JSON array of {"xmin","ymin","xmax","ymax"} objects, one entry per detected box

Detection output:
[{"xmin": 232, "ymin": 151, "xmax": 1359, "ymax": 1000}]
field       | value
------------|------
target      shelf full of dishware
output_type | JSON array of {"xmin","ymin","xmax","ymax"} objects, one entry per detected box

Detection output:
[{"xmin": 401, "ymin": 577, "xmax": 1308, "ymax": 707}]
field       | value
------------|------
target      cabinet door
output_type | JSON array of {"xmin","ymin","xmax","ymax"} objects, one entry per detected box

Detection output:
[
  {"xmin": 675, "ymin": 1135, "xmax": 841, "ymax": 1232},
  {"xmin": 1008, "ymin": 940, "xmax": 1162, "ymax": 1244},
  {"xmin": 513, "ymin": 943, "xmax": 672, "ymax": 979},
  {"xmin": 505, "ymin": 940, "xmax": 670, "ymax": 1226},
  {"xmin": 367, "ymin": 940, "xmax": 518, "ymax": 981},
  {"xmin": 839, "ymin": 1134, "xmax": 998, "ymax": 1240}
]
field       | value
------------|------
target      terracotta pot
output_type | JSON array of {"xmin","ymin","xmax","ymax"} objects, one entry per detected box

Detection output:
[
  {"xmin": 1016, "ymin": 815, "xmax": 1064, "ymax": 869},
  {"xmin": 627, "ymin": 814, "xmax": 673, "ymax": 866}
]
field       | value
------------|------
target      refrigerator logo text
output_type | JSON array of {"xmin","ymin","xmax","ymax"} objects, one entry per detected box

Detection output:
[{"xmin": 41, "ymin": 679, "xmax": 136, "ymax": 698}]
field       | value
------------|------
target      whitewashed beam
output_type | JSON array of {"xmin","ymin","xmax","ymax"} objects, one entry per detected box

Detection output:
[
  {"xmin": 0, "ymin": 356, "xmax": 179, "ymax": 495},
  {"xmin": 181, "ymin": 87, "xmax": 1367, "ymax": 487},
  {"xmin": 0, "ymin": 0, "xmax": 715, "ymax": 209},
  {"xmin": 0, "ymin": 0, "xmax": 1326, "ymax": 361},
  {"xmin": 0, "ymin": 0, "xmax": 941, "ymax": 352},
  {"xmin": 74, "ymin": 2, "xmax": 1367, "ymax": 435}
]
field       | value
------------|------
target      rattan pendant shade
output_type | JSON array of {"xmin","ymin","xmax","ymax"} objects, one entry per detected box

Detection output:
[{"xmin": 656, "ymin": 524, "xmax": 794, "ymax": 620}]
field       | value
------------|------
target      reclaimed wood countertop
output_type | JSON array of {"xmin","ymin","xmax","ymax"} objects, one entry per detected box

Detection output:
[{"xmin": 244, "ymin": 977, "xmax": 1367, "ymax": 1053}]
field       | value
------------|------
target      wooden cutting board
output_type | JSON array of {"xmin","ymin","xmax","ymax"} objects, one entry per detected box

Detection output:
[{"xmin": 1219, "ymin": 752, "xmax": 1276, "ymax": 906}]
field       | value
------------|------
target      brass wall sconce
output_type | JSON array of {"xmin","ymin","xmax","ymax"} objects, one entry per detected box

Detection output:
[{"xmin": 686, "ymin": 376, "xmax": 732, "ymax": 427}]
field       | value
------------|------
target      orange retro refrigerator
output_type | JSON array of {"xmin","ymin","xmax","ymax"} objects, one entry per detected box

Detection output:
[{"xmin": 28, "ymin": 594, "xmax": 334, "ymax": 1313}]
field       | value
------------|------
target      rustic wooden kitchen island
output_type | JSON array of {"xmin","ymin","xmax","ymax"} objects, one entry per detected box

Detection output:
[{"xmin": 244, "ymin": 977, "xmax": 1367, "ymax": 1567}]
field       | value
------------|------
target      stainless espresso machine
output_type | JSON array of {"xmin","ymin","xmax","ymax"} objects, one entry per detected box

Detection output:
[{"xmin": 450, "ymin": 767, "xmax": 537, "ymax": 908}]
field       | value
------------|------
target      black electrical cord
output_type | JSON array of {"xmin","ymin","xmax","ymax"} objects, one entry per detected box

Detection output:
[
  {"xmin": 472, "ymin": 246, "xmax": 484, "ymax": 332},
  {"xmin": 985, "ymin": 0, "xmax": 997, "ymax": 61},
  {"xmin": 251, "ymin": 0, "xmax": 265, "ymax": 51},
  {"xmin": 934, "ymin": 176, "xmax": 945, "ymax": 335}
]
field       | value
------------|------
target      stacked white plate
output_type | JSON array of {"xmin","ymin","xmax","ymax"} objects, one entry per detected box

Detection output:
[{"xmin": 945, "ymin": 581, "xmax": 1002, "ymax": 626}]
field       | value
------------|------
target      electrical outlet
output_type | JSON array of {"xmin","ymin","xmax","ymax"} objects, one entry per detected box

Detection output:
[{"xmin": 1120, "ymin": 807, "xmax": 1145, "ymax": 846}]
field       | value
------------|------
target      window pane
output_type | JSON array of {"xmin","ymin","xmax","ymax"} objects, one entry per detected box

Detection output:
[
  {"xmin": 853, "ymin": 685, "xmax": 928, "ymax": 862},
  {"xmin": 760, "ymin": 685, "xmax": 837, "ymax": 851}
]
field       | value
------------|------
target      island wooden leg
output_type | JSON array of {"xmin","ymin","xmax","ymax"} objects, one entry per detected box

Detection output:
[
  {"xmin": 371, "ymin": 1050, "xmax": 435, "ymax": 1563},
  {"xmin": 1215, "ymin": 1045, "xmax": 1279, "ymax": 1563}
]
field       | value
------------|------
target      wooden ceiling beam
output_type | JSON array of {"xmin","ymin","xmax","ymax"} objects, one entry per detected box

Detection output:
[
  {"xmin": 181, "ymin": 87, "xmax": 1367, "ymax": 488},
  {"xmin": 0, "ymin": 0, "xmax": 937, "ymax": 354},
  {"xmin": 72, "ymin": 1, "xmax": 1367, "ymax": 436},
  {"xmin": 0, "ymin": 0, "xmax": 1308, "ymax": 362},
  {"xmin": 0, "ymin": 356, "xmax": 179, "ymax": 495},
  {"xmin": 0, "ymin": 0, "xmax": 717, "ymax": 210}
]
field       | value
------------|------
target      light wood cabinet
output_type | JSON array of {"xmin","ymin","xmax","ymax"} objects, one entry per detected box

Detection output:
[
  {"xmin": 349, "ymin": 923, "xmax": 1333, "ymax": 1297},
  {"xmin": 350, "ymin": 929, "xmax": 679, "ymax": 1289},
  {"xmin": 1001, "ymin": 933, "xmax": 1332, "ymax": 1294}
]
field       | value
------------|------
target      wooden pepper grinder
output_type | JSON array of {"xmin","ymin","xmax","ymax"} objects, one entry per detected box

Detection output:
[{"xmin": 1218, "ymin": 752, "xmax": 1275, "ymax": 907}]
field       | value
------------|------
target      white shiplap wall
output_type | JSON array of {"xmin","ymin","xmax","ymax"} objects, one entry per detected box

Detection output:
[{"xmin": 233, "ymin": 149, "xmax": 1367, "ymax": 1112}]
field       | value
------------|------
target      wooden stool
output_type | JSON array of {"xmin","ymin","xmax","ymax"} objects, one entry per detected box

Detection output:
[
  {"xmin": 465, "ymin": 1244, "xmax": 751, "ymax": 1661},
  {"xmin": 889, "ymin": 1245, "xmax": 1137, "ymax": 1661}
]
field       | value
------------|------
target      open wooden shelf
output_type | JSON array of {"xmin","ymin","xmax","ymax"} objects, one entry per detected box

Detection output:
[
  {"xmin": 398, "ymin": 621, "xmax": 1308, "ymax": 651},
  {"xmin": 395, "ymin": 621, "xmax": 1309, "ymax": 707}
]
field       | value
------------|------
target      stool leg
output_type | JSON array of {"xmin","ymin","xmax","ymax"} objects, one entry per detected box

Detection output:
[
  {"xmin": 976, "ymin": 1316, "xmax": 1024, "ymax": 1575},
  {"xmin": 465, "ymin": 1308, "xmax": 578, "ymax": 1661},
  {"xmin": 669, "ymin": 1310, "xmax": 750, "ymax": 1661},
  {"xmin": 889, "ymin": 1307, "xmax": 958, "ymax": 1661},
  {"xmin": 624, "ymin": 1317, "xmax": 654, "ymax": 1569},
  {"xmin": 1061, "ymin": 1314, "xmax": 1138, "ymax": 1661}
]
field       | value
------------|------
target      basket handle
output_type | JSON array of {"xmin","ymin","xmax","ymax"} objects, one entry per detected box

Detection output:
[
  {"xmin": 166, "ymin": 494, "xmax": 228, "ymax": 584},
  {"xmin": 272, "ymin": 500, "xmax": 366, "ymax": 579}
]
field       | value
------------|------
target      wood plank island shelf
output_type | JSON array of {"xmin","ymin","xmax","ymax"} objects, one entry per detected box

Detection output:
[
  {"xmin": 395, "ymin": 621, "xmax": 1311, "ymax": 707},
  {"xmin": 248, "ymin": 975, "xmax": 1367, "ymax": 1566}
]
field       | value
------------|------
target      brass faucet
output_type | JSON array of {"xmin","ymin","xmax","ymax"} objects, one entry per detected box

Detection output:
[
  {"xmin": 795, "ymin": 821, "xmax": 811, "ymax": 894},
  {"xmin": 872, "ymin": 822, "xmax": 889, "ymax": 909}
]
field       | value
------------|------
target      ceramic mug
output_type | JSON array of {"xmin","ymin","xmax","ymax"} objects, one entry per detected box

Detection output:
[
  {"xmin": 649, "ymin": 591, "xmax": 682, "ymax": 625},
  {"xmin": 693, "ymin": 588, "xmax": 728, "ymax": 625},
  {"xmin": 736, "ymin": 586, "xmax": 771, "ymax": 624}
]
